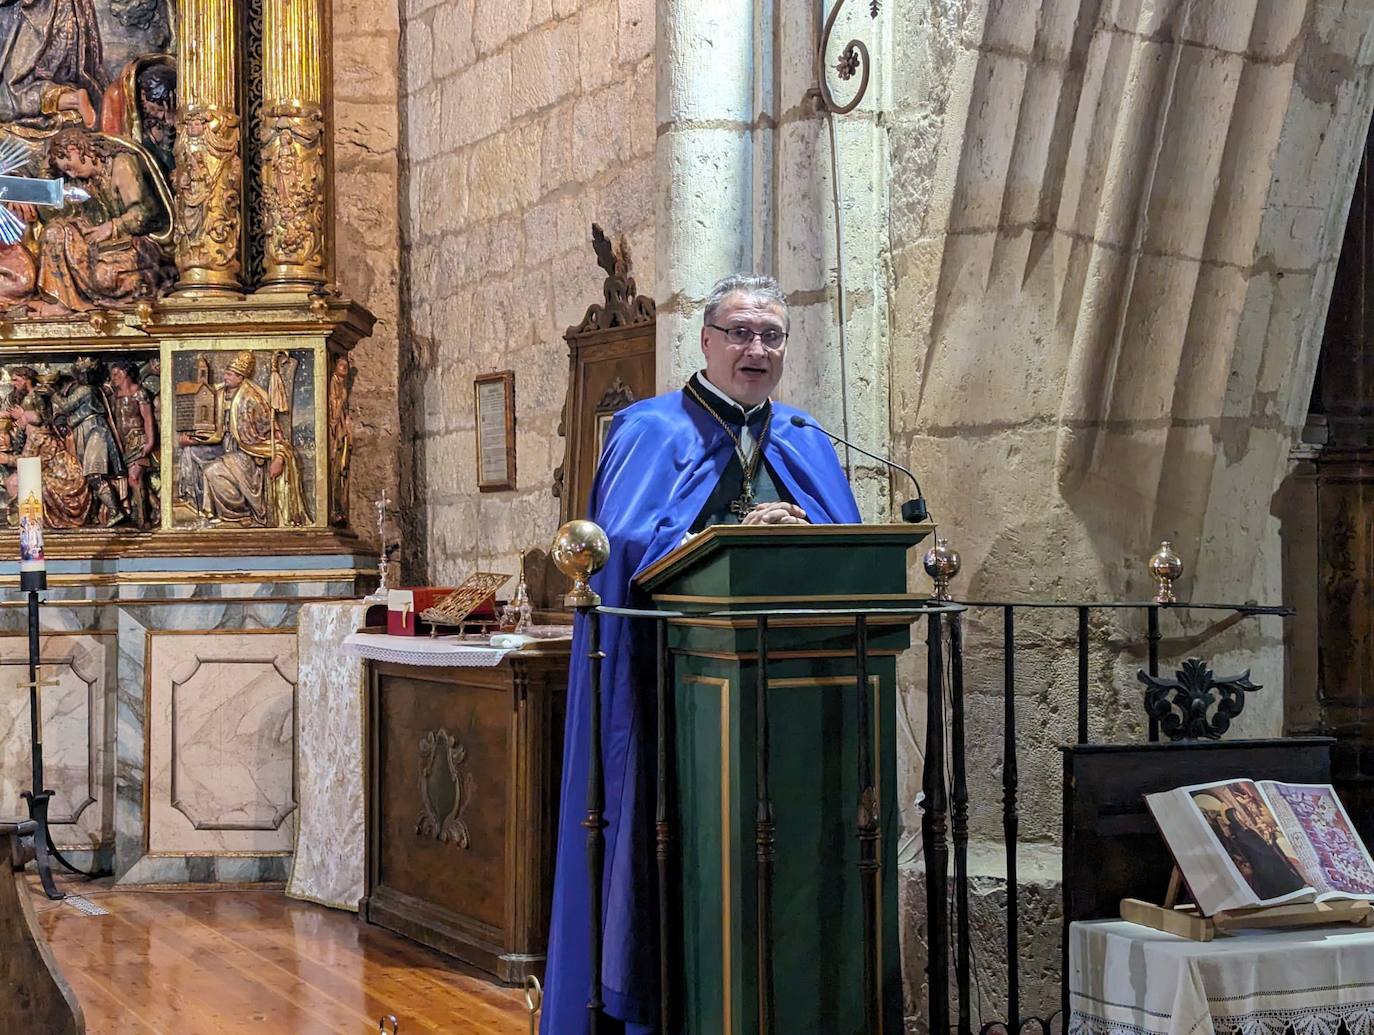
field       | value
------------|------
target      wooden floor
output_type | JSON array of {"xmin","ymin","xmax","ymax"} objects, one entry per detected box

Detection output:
[{"xmin": 30, "ymin": 877, "xmax": 532, "ymax": 1035}]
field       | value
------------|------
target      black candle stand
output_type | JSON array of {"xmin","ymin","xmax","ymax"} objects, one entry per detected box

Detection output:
[{"xmin": 19, "ymin": 571, "xmax": 106, "ymax": 900}]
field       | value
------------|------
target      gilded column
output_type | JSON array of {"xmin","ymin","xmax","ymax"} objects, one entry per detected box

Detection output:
[
  {"xmin": 173, "ymin": 0, "xmax": 244, "ymax": 296},
  {"xmin": 258, "ymin": 0, "xmax": 328, "ymax": 293}
]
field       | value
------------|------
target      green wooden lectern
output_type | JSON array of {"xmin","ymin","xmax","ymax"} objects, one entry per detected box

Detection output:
[{"xmin": 636, "ymin": 523, "xmax": 933, "ymax": 1035}]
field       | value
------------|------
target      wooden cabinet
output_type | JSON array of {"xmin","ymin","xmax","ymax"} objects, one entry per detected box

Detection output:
[{"xmin": 361, "ymin": 649, "xmax": 568, "ymax": 984}]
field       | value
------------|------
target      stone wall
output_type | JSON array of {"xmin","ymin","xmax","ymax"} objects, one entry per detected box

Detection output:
[
  {"xmin": 332, "ymin": 0, "xmax": 403, "ymax": 552},
  {"xmin": 887, "ymin": 0, "xmax": 1374, "ymax": 1024},
  {"xmin": 655, "ymin": 0, "xmax": 895, "ymax": 519},
  {"xmin": 397, "ymin": 0, "xmax": 655, "ymax": 582}
]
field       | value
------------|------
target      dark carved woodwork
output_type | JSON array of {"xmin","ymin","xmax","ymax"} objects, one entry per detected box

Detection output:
[
  {"xmin": 361, "ymin": 649, "xmax": 568, "ymax": 985},
  {"xmin": 0, "ymin": 821, "xmax": 84, "ymax": 1034},
  {"xmin": 595, "ymin": 376, "xmax": 636, "ymax": 412},
  {"xmin": 1137, "ymin": 657, "xmax": 1259, "ymax": 741},
  {"xmin": 1291, "ymin": 118, "xmax": 1374, "ymax": 839},
  {"xmin": 521, "ymin": 547, "xmax": 572, "ymax": 615},
  {"xmin": 574, "ymin": 225, "xmax": 657, "ymax": 334},
  {"xmin": 554, "ymin": 224, "xmax": 656, "ymax": 525},
  {"xmin": 415, "ymin": 729, "xmax": 476, "ymax": 848}
]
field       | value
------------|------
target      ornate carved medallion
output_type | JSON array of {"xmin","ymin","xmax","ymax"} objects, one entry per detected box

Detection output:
[{"xmin": 416, "ymin": 728, "xmax": 476, "ymax": 848}]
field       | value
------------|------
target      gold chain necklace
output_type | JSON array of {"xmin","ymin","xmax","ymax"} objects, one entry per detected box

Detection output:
[{"xmin": 685, "ymin": 381, "xmax": 771, "ymax": 519}]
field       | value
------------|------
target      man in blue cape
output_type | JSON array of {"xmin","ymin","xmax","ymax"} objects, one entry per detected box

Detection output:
[{"xmin": 542, "ymin": 274, "xmax": 861, "ymax": 1034}]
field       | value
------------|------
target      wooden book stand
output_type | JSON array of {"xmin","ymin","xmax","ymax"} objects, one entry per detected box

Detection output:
[{"xmin": 1122, "ymin": 867, "xmax": 1374, "ymax": 942}]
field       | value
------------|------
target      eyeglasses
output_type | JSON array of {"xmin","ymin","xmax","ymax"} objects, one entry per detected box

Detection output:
[{"xmin": 708, "ymin": 323, "xmax": 788, "ymax": 350}]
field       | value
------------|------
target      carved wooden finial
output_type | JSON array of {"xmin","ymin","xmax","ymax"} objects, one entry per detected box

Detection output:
[
  {"xmin": 569, "ymin": 223, "xmax": 655, "ymax": 336},
  {"xmin": 591, "ymin": 223, "xmax": 617, "ymax": 278}
]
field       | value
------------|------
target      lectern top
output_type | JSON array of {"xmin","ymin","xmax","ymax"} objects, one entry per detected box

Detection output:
[{"xmin": 634, "ymin": 521, "xmax": 935, "ymax": 595}]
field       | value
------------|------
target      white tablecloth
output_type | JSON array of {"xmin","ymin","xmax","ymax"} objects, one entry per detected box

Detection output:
[
  {"xmin": 287, "ymin": 601, "xmax": 370, "ymax": 911},
  {"xmin": 1069, "ymin": 919, "xmax": 1374, "ymax": 1035},
  {"xmin": 342, "ymin": 631, "xmax": 514, "ymax": 667}
]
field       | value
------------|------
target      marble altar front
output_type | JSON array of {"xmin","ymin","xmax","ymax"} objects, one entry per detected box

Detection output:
[{"xmin": 0, "ymin": 553, "xmax": 370, "ymax": 885}]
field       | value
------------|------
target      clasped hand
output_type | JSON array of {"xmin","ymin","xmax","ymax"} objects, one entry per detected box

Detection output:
[{"xmin": 741, "ymin": 501, "xmax": 808, "ymax": 526}]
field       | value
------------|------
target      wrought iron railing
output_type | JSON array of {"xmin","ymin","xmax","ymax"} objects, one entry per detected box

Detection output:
[
  {"xmin": 951, "ymin": 598, "xmax": 1292, "ymax": 1035},
  {"xmin": 564, "ymin": 591, "xmax": 1290, "ymax": 1034}
]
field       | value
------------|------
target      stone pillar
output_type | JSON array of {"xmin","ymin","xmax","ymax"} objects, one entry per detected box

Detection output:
[
  {"xmin": 172, "ymin": 0, "xmax": 243, "ymax": 296},
  {"xmin": 654, "ymin": 0, "xmax": 756, "ymax": 390},
  {"xmin": 258, "ymin": 0, "xmax": 328, "ymax": 293}
]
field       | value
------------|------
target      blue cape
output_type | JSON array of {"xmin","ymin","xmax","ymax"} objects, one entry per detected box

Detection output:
[{"xmin": 541, "ymin": 388, "xmax": 861, "ymax": 1034}]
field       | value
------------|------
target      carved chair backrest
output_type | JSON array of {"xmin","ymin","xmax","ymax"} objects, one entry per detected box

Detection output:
[{"xmin": 553, "ymin": 223, "xmax": 656, "ymax": 530}]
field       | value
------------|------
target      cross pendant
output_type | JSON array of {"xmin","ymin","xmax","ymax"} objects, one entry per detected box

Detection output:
[{"xmin": 729, "ymin": 483, "xmax": 755, "ymax": 521}]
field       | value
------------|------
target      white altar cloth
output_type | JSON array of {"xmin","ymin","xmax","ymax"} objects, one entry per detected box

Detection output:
[
  {"xmin": 287, "ymin": 601, "xmax": 369, "ymax": 911},
  {"xmin": 1069, "ymin": 918, "xmax": 1374, "ymax": 1035},
  {"xmin": 342, "ymin": 631, "xmax": 514, "ymax": 667}
]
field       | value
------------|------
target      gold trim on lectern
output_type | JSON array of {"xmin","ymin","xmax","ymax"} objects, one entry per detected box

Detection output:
[
  {"xmin": 635, "ymin": 522, "xmax": 936, "ymax": 587},
  {"xmin": 769, "ymin": 675, "xmax": 884, "ymax": 1033},
  {"xmin": 652, "ymin": 592, "xmax": 926, "ymax": 606},
  {"xmin": 669, "ymin": 615, "xmax": 914, "ymax": 631},
  {"xmin": 685, "ymin": 675, "xmax": 733, "ymax": 1035}
]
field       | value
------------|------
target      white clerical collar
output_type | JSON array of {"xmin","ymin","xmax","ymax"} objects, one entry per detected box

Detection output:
[{"xmin": 697, "ymin": 371, "xmax": 768, "ymax": 418}]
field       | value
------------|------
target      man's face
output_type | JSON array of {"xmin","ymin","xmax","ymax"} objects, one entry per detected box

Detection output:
[
  {"xmin": 223, "ymin": 369, "xmax": 243, "ymax": 390},
  {"xmin": 700, "ymin": 292, "xmax": 788, "ymax": 408},
  {"xmin": 141, "ymin": 90, "xmax": 171, "ymax": 128},
  {"xmin": 12, "ymin": 375, "xmax": 29, "ymax": 395}
]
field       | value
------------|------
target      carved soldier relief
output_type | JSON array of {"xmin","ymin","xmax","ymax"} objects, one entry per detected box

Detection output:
[{"xmin": 0, "ymin": 352, "xmax": 159, "ymax": 527}]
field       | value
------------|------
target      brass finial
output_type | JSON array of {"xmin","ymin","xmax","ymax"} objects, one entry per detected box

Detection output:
[
  {"xmin": 551, "ymin": 520, "xmax": 610, "ymax": 608},
  {"xmin": 87, "ymin": 309, "xmax": 118, "ymax": 335},
  {"xmin": 922, "ymin": 536, "xmax": 961, "ymax": 602},
  {"xmin": 1148, "ymin": 540, "xmax": 1183, "ymax": 604}
]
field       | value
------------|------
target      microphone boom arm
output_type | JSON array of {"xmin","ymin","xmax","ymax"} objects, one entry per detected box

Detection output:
[{"xmin": 789, "ymin": 414, "xmax": 930, "ymax": 523}]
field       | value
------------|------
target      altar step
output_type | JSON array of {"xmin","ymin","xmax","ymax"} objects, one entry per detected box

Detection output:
[{"xmin": 29, "ymin": 878, "xmax": 530, "ymax": 1034}]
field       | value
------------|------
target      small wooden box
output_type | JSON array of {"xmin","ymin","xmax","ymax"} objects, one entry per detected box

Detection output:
[
  {"xmin": 361, "ymin": 648, "xmax": 568, "ymax": 983},
  {"xmin": 385, "ymin": 588, "xmax": 458, "ymax": 636}
]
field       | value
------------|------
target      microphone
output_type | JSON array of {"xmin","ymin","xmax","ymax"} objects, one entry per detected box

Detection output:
[{"xmin": 789, "ymin": 414, "xmax": 930, "ymax": 523}]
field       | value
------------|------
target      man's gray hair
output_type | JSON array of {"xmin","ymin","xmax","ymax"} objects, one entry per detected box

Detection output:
[{"xmin": 702, "ymin": 274, "xmax": 789, "ymax": 328}]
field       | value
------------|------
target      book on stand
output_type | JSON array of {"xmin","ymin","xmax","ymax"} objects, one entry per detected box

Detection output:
[{"xmin": 1145, "ymin": 779, "xmax": 1374, "ymax": 918}]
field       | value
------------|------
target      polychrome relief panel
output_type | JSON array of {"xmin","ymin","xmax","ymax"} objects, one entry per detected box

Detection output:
[
  {"xmin": 0, "ymin": 2, "xmax": 176, "ymax": 314},
  {"xmin": 0, "ymin": 350, "xmax": 160, "ymax": 528},
  {"xmin": 0, "ymin": 632, "xmax": 113, "ymax": 852},
  {"xmin": 146, "ymin": 629, "xmax": 298, "ymax": 856},
  {"xmin": 171, "ymin": 346, "xmax": 317, "ymax": 529}
]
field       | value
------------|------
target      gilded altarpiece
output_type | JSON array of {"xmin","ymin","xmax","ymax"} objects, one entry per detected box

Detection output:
[{"xmin": 0, "ymin": 0, "xmax": 374, "ymax": 886}]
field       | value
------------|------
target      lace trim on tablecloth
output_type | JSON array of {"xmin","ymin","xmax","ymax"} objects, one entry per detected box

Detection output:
[
  {"xmin": 1071, "ymin": 1003, "xmax": 1374, "ymax": 1035},
  {"xmin": 342, "ymin": 633, "xmax": 513, "ymax": 668},
  {"xmin": 1069, "ymin": 1014, "xmax": 1160, "ymax": 1035}
]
